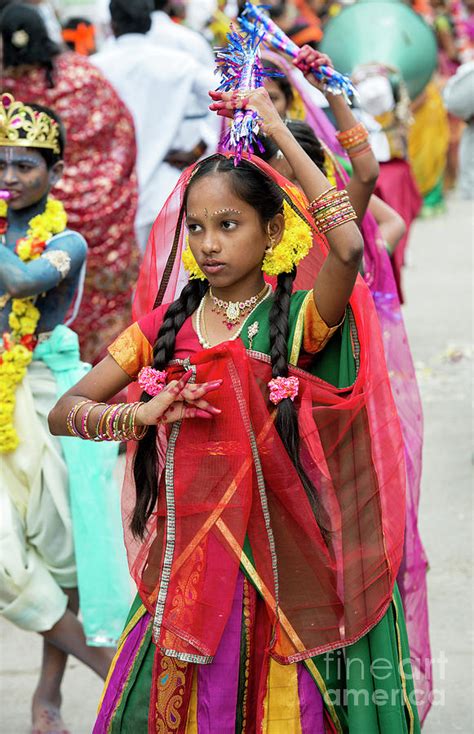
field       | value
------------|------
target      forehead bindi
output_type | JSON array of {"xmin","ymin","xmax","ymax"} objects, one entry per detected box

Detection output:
[{"xmin": 186, "ymin": 174, "xmax": 247, "ymax": 220}]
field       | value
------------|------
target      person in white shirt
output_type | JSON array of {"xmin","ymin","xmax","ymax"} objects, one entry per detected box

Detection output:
[
  {"xmin": 150, "ymin": 0, "xmax": 215, "ymax": 70},
  {"xmin": 92, "ymin": 0, "xmax": 217, "ymax": 252},
  {"xmin": 149, "ymin": 0, "xmax": 220, "ymax": 186}
]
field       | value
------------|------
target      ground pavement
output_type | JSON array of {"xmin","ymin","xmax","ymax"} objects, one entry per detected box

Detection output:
[{"xmin": 0, "ymin": 195, "xmax": 472, "ymax": 733}]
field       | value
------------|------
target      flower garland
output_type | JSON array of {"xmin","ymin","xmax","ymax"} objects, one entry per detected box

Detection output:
[
  {"xmin": 0, "ymin": 198, "xmax": 68, "ymax": 453},
  {"xmin": 182, "ymin": 198, "xmax": 313, "ymax": 279}
]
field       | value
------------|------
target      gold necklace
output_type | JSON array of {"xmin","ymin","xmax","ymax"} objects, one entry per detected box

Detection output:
[
  {"xmin": 209, "ymin": 282, "xmax": 269, "ymax": 329},
  {"xmin": 196, "ymin": 284, "xmax": 271, "ymax": 349}
]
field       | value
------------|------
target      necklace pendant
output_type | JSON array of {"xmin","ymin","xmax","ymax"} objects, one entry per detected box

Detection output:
[{"xmin": 226, "ymin": 301, "xmax": 240, "ymax": 324}]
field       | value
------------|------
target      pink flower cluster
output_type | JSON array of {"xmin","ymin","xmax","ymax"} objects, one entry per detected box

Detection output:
[
  {"xmin": 267, "ymin": 376, "xmax": 299, "ymax": 405},
  {"xmin": 137, "ymin": 366, "xmax": 167, "ymax": 397}
]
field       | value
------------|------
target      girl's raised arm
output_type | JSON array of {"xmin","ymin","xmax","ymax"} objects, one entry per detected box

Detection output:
[
  {"xmin": 209, "ymin": 87, "xmax": 364, "ymax": 326},
  {"xmin": 294, "ymin": 46, "xmax": 379, "ymax": 223}
]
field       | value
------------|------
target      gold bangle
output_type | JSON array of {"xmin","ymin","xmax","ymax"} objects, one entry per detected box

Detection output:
[{"xmin": 307, "ymin": 186, "xmax": 337, "ymax": 211}]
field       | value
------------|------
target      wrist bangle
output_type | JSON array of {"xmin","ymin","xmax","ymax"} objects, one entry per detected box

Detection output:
[
  {"xmin": 336, "ymin": 123, "xmax": 369, "ymax": 150},
  {"xmin": 67, "ymin": 399, "xmax": 92, "ymax": 438},
  {"xmin": 348, "ymin": 143, "xmax": 372, "ymax": 159},
  {"xmin": 94, "ymin": 404, "xmax": 110, "ymax": 439},
  {"xmin": 81, "ymin": 402, "xmax": 98, "ymax": 440},
  {"xmin": 129, "ymin": 402, "xmax": 149, "ymax": 440},
  {"xmin": 308, "ymin": 186, "xmax": 337, "ymax": 211}
]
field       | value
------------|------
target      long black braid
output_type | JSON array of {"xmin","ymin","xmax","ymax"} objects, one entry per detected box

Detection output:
[
  {"xmin": 131, "ymin": 279, "xmax": 208, "ymax": 538},
  {"xmin": 270, "ymin": 270, "xmax": 324, "ymax": 522}
]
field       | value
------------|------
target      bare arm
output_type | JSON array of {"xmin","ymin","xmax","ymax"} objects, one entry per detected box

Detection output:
[
  {"xmin": 269, "ymin": 120, "xmax": 363, "ymax": 325},
  {"xmin": 368, "ymin": 195, "xmax": 406, "ymax": 255},
  {"xmin": 209, "ymin": 86, "xmax": 364, "ymax": 326},
  {"xmin": 48, "ymin": 355, "xmax": 222, "ymax": 438},
  {"xmin": 0, "ymin": 233, "xmax": 86, "ymax": 298},
  {"xmin": 294, "ymin": 46, "xmax": 379, "ymax": 222}
]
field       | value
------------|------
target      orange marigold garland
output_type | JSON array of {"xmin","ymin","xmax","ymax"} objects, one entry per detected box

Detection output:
[{"xmin": 0, "ymin": 198, "xmax": 67, "ymax": 452}]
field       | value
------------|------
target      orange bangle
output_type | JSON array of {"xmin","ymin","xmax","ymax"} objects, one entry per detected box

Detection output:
[
  {"xmin": 336, "ymin": 123, "xmax": 369, "ymax": 150},
  {"xmin": 348, "ymin": 143, "xmax": 373, "ymax": 159}
]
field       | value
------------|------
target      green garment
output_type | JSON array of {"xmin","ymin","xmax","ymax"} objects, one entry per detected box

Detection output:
[
  {"xmin": 35, "ymin": 324, "xmax": 130, "ymax": 646},
  {"xmin": 240, "ymin": 289, "xmax": 356, "ymax": 388}
]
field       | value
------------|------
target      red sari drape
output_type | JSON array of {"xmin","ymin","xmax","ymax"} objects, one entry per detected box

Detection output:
[{"xmin": 122, "ymin": 155, "xmax": 406, "ymax": 665}]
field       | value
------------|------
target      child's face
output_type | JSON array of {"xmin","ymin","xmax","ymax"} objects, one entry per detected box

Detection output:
[
  {"xmin": 186, "ymin": 173, "xmax": 280, "ymax": 288},
  {"xmin": 264, "ymin": 78, "xmax": 288, "ymax": 118},
  {"xmin": 0, "ymin": 147, "xmax": 57, "ymax": 210}
]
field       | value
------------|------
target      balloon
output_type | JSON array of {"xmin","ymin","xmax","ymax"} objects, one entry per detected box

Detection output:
[{"xmin": 320, "ymin": 0, "xmax": 437, "ymax": 99}]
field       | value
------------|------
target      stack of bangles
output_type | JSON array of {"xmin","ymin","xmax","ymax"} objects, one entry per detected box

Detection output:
[
  {"xmin": 308, "ymin": 187, "xmax": 357, "ymax": 234},
  {"xmin": 66, "ymin": 399, "xmax": 148, "ymax": 441},
  {"xmin": 335, "ymin": 122, "xmax": 372, "ymax": 158}
]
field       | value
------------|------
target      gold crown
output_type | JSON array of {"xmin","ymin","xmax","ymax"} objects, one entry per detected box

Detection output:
[{"xmin": 0, "ymin": 93, "xmax": 61, "ymax": 155}]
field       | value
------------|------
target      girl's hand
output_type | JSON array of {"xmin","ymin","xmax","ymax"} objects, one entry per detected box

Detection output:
[
  {"xmin": 209, "ymin": 87, "xmax": 285, "ymax": 137},
  {"xmin": 294, "ymin": 45, "xmax": 333, "ymax": 93},
  {"xmin": 135, "ymin": 371, "xmax": 223, "ymax": 426}
]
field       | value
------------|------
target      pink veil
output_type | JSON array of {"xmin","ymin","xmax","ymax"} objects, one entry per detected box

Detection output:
[{"xmin": 261, "ymin": 53, "xmax": 432, "ymax": 720}]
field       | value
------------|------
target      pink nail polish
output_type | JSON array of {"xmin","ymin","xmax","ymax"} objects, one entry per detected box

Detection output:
[{"xmin": 195, "ymin": 409, "xmax": 213, "ymax": 419}]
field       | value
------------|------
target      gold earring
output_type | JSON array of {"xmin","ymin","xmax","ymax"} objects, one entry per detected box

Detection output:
[{"xmin": 266, "ymin": 232, "xmax": 276, "ymax": 255}]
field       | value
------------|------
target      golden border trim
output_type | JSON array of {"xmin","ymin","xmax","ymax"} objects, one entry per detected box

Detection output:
[
  {"xmin": 289, "ymin": 291, "xmax": 313, "ymax": 366},
  {"xmin": 152, "ymin": 359, "xmax": 195, "ymax": 643},
  {"xmin": 393, "ymin": 595, "xmax": 416, "ymax": 734}
]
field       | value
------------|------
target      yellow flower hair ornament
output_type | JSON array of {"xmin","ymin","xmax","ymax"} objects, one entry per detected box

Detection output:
[{"xmin": 182, "ymin": 199, "xmax": 313, "ymax": 279}]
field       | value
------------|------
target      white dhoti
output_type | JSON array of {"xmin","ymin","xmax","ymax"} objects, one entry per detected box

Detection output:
[{"xmin": 0, "ymin": 360, "xmax": 76, "ymax": 632}]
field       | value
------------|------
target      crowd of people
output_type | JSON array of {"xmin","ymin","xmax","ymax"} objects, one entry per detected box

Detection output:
[{"xmin": 0, "ymin": 0, "xmax": 471, "ymax": 732}]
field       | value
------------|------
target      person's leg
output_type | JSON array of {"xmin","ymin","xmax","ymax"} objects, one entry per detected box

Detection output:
[
  {"xmin": 31, "ymin": 588, "xmax": 114, "ymax": 732},
  {"xmin": 31, "ymin": 640, "xmax": 68, "ymax": 734},
  {"xmin": 40, "ymin": 598, "xmax": 114, "ymax": 679}
]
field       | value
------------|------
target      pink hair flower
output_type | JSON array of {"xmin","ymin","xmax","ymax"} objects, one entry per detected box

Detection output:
[
  {"xmin": 268, "ymin": 376, "xmax": 299, "ymax": 405},
  {"xmin": 137, "ymin": 366, "xmax": 167, "ymax": 396}
]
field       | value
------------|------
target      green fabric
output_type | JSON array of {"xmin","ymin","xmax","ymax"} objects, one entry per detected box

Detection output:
[
  {"xmin": 310, "ymin": 314, "xmax": 356, "ymax": 388},
  {"xmin": 241, "ymin": 290, "xmax": 357, "ymax": 389},
  {"xmin": 240, "ymin": 289, "xmax": 308, "ymax": 355},
  {"xmin": 241, "ymin": 537, "xmax": 421, "ymax": 733},
  {"xmin": 337, "ymin": 154, "xmax": 354, "ymax": 178},
  {"xmin": 34, "ymin": 324, "xmax": 129, "ymax": 646},
  {"xmin": 239, "ymin": 294, "xmax": 417, "ymax": 731},
  {"xmin": 306, "ymin": 585, "xmax": 421, "ymax": 733},
  {"xmin": 422, "ymin": 175, "xmax": 445, "ymax": 210},
  {"xmin": 110, "ymin": 617, "xmax": 154, "ymax": 732}
]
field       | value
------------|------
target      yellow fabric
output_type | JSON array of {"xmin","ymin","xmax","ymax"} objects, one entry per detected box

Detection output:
[
  {"xmin": 262, "ymin": 657, "xmax": 303, "ymax": 733},
  {"xmin": 303, "ymin": 291, "xmax": 344, "ymax": 355},
  {"xmin": 287, "ymin": 87, "xmax": 306, "ymax": 121},
  {"xmin": 107, "ymin": 322, "xmax": 152, "ymax": 379},
  {"xmin": 408, "ymin": 82, "xmax": 449, "ymax": 196},
  {"xmin": 185, "ymin": 667, "xmax": 198, "ymax": 732}
]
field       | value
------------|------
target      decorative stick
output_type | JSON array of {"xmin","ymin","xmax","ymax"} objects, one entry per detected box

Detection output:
[
  {"xmin": 215, "ymin": 23, "xmax": 279, "ymax": 163},
  {"xmin": 240, "ymin": 2, "xmax": 357, "ymax": 102}
]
